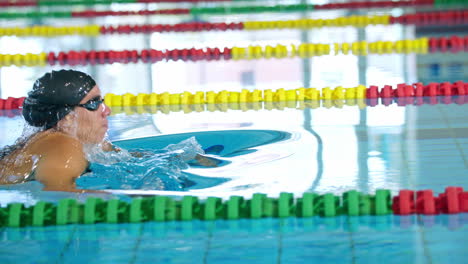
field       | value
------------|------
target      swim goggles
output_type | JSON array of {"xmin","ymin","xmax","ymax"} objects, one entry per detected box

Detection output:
[{"xmin": 76, "ymin": 96, "xmax": 105, "ymax": 111}]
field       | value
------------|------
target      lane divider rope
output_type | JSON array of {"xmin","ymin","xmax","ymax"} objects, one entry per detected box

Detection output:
[
  {"xmin": 106, "ymin": 94, "xmax": 468, "ymax": 115},
  {"xmin": 0, "ymin": 0, "xmax": 239, "ymax": 8},
  {"xmin": 1, "ymin": 187, "xmax": 467, "ymax": 227},
  {"xmin": 1, "ymin": 82, "xmax": 466, "ymax": 111},
  {"xmin": 1, "ymin": 11, "xmax": 467, "ymax": 38},
  {"xmin": 2, "ymin": 0, "xmax": 464, "ymax": 19},
  {"xmin": 101, "ymin": 82, "xmax": 467, "ymax": 106},
  {"xmin": 1, "ymin": 36, "xmax": 467, "ymax": 68},
  {"xmin": 1, "ymin": 94, "xmax": 467, "ymax": 118}
]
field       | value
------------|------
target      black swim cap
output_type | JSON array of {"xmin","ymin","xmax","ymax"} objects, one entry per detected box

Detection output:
[{"xmin": 22, "ymin": 70, "xmax": 96, "ymax": 129}]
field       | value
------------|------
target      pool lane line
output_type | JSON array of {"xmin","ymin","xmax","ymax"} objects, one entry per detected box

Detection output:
[
  {"xmin": 0, "ymin": 83, "xmax": 467, "ymax": 115},
  {"xmin": 52, "ymin": 82, "xmax": 468, "ymax": 106},
  {"xmin": 0, "ymin": 0, "xmax": 280, "ymax": 9},
  {"xmin": 1, "ymin": 95, "xmax": 467, "ymax": 118},
  {"xmin": 1, "ymin": 0, "xmax": 465, "ymax": 18},
  {"xmin": 0, "ymin": 0, "xmax": 237, "ymax": 9},
  {"xmin": 1, "ymin": 35, "xmax": 468, "ymax": 68},
  {"xmin": 1, "ymin": 11, "xmax": 467, "ymax": 37},
  {"xmin": 1, "ymin": 187, "xmax": 467, "ymax": 228}
]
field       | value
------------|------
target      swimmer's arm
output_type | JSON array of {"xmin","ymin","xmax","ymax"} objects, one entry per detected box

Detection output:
[
  {"xmin": 101, "ymin": 141, "xmax": 146, "ymax": 158},
  {"xmin": 34, "ymin": 136, "xmax": 95, "ymax": 193},
  {"xmin": 102, "ymin": 141, "xmax": 217, "ymax": 163}
]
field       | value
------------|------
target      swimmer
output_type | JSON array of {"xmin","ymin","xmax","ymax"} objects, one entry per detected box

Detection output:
[
  {"xmin": 0, "ymin": 70, "xmax": 113, "ymax": 192},
  {"xmin": 0, "ymin": 70, "xmax": 218, "ymax": 192}
]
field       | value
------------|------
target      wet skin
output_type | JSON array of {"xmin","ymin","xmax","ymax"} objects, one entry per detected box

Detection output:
[{"xmin": 0, "ymin": 86, "xmax": 111, "ymax": 192}]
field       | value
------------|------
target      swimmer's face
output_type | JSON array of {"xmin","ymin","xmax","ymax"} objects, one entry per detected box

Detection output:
[{"xmin": 73, "ymin": 85, "xmax": 111, "ymax": 144}]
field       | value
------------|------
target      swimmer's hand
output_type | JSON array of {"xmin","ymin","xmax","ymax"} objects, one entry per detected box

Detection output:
[
  {"xmin": 192, "ymin": 154, "xmax": 221, "ymax": 167},
  {"xmin": 130, "ymin": 151, "xmax": 148, "ymax": 158},
  {"xmin": 102, "ymin": 141, "xmax": 150, "ymax": 158},
  {"xmin": 102, "ymin": 141, "xmax": 121, "ymax": 152}
]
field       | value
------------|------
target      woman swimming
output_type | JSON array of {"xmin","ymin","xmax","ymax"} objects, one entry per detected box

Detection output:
[
  {"xmin": 0, "ymin": 70, "xmax": 113, "ymax": 192},
  {"xmin": 0, "ymin": 70, "xmax": 221, "ymax": 192}
]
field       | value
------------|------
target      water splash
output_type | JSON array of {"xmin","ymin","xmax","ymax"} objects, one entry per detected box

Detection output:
[
  {"xmin": 0, "ymin": 124, "xmax": 44, "ymax": 161},
  {"xmin": 77, "ymin": 137, "xmax": 205, "ymax": 190}
]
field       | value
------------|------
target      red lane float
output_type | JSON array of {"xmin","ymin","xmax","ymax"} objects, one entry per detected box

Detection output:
[{"xmin": 393, "ymin": 187, "xmax": 468, "ymax": 215}]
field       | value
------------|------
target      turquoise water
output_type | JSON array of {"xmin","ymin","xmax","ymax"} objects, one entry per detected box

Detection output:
[
  {"xmin": 2, "ymin": 100, "xmax": 467, "ymax": 201},
  {"xmin": 1, "ymin": 216, "xmax": 468, "ymax": 263},
  {"xmin": 1, "ymin": 99, "xmax": 467, "ymax": 263},
  {"xmin": 1, "ymin": 2, "xmax": 468, "ymax": 263}
]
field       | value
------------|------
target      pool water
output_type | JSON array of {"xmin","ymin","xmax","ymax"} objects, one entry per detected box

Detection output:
[
  {"xmin": 1, "ymin": 99, "xmax": 467, "ymax": 263},
  {"xmin": 2, "ymin": 101, "xmax": 467, "ymax": 201},
  {"xmin": 1, "ymin": 216, "xmax": 467, "ymax": 263},
  {"xmin": 1, "ymin": 1, "xmax": 468, "ymax": 263}
]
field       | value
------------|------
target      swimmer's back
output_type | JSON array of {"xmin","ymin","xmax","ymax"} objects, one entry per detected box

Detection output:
[{"xmin": 0, "ymin": 131, "xmax": 88, "ymax": 191}]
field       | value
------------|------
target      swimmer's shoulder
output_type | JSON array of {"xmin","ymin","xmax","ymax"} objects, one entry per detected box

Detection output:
[
  {"xmin": 29, "ymin": 131, "xmax": 85, "ymax": 157},
  {"xmin": 30, "ymin": 132, "xmax": 88, "ymax": 192}
]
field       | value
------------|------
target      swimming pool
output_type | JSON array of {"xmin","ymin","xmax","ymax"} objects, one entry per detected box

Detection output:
[
  {"xmin": 1, "ymin": 97, "xmax": 467, "ymax": 263},
  {"xmin": 1, "ymin": 1, "xmax": 468, "ymax": 263}
]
